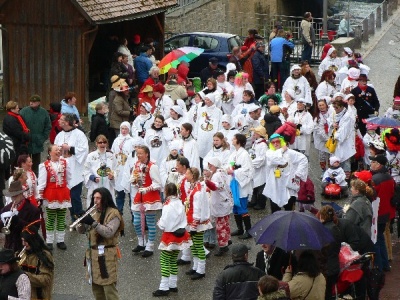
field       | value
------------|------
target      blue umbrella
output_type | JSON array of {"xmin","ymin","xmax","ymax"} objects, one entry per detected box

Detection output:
[
  {"xmin": 364, "ymin": 117, "xmax": 400, "ymax": 128},
  {"xmin": 249, "ymin": 211, "xmax": 334, "ymax": 251}
]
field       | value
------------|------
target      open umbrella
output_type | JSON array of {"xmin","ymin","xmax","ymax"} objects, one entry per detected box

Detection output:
[
  {"xmin": 159, "ymin": 47, "xmax": 204, "ymax": 74},
  {"xmin": 249, "ymin": 211, "xmax": 334, "ymax": 251},
  {"xmin": 364, "ymin": 116, "xmax": 400, "ymax": 128}
]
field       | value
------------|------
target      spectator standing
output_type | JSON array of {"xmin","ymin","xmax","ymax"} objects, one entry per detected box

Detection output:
[
  {"xmin": 61, "ymin": 92, "xmax": 81, "ymax": 122},
  {"xmin": 109, "ymin": 82, "xmax": 133, "ymax": 137},
  {"xmin": 300, "ymin": 12, "xmax": 315, "ymax": 63},
  {"xmin": 269, "ymin": 29, "xmax": 295, "ymax": 91},
  {"xmin": 20, "ymin": 95, "xmax": 51, "ymax": 175},
  {"xmin": 213, "ymin": 243, "xmax": 265, "ymax": 300},
  {"xmin": 200, "ymin": 57, "xmax": 220, "ymax": 87},
  {"xmin": 121, "ymin": 54, "xmax": 135, "ymax": 87},
  {"xmin": 134, "ymin": 46, "xmax": 153, "ymax": 88},
  {"xmin": 229, "ymin": 47, "xmax": 243, "ymax": 72},
  {"xmin": 337, "ymin": 13, "xmax": 354, "ymax": 37},
  {"xmin": 252, "ymin": 42, "xmax": 270, "ymax": 100},
  {"xmin": 117, "ymin": 37, "xmax": 134, "ymax": 67},
  {"xmin": 90, "ymin": 102, "xmax": 109, "ymax": 143}
]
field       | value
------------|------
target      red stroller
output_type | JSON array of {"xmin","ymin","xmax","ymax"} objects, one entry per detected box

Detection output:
[{"xmin": 332, "ymin": 244, "xmax": 373, "ymax": 299}]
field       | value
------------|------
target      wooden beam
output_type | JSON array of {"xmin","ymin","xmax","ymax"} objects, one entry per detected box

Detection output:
[{"xmin": 153, "ymin": 13, "xmax": 164, "ymax": 35}]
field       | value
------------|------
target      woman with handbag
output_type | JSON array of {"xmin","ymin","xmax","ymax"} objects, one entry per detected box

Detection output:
[{"xmin": 153, "ymin": 183, "xmax": 192, "ymax": 297}]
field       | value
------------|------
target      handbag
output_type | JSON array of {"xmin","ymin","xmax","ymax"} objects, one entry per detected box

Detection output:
[
  {"xmin": 172, "ymin": 228, "xmax": 186, "ymax": 237},
  {"xmin": 325, "ymin": 129, "xmax": 337, "ymax": 153}
]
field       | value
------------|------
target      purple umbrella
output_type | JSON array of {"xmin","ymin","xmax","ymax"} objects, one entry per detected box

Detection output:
[{"xmin": 248, "ymin": 211, "xmax": 334, "ymax": 251}]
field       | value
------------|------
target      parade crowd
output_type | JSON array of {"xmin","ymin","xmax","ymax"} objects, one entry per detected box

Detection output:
[{"xmin": 0, "ymin": 16, "xmax": 399, "ymax": 300}]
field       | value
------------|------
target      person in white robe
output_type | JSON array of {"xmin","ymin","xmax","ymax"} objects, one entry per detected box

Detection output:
[
  {"xmin": 166, "ymin": 106, "xmax": 186, "ymax": 139},
  {"xmin": 279, "ymin": 88, "xmax": 298, "ymax": 120},
  {"xmin": 194, "ymin": 93, "xmax": 223, "ymax": 162},
  {"xmin": 232, "ymin": 72, "xmax": 254, "ymax": 108},
  {"xmin": 179, "ymin": 123, "xmax": 200, "ymax": 170},
  {"xmin": 131, "ymin": 102, "xmax": 154, "ymax": 139},
  {"xmin": 216, "ymin": 70, "xmax": 234, "ymax": 115},
  {"xmin": 159, "ymin": 140, "xmax": 181, "ymax": 189},
  {"xmin": 111, "ymin": 121, "xmax": 138, "ymax": 214},
  {"xmin": 54, "ymin": 113, "xmax": 88, "ymax": 221},
  {"xmin": 247, "ymin": 126, "xmax": 268, "ymax": 210},
  {"xmin": 362, "ymin": 124, "xmax": 380, "ymax": 167},
  {"xmin": 282, "ymin": 64, "xmax": 312, "ymax": 104},
  {"xmin": 318, "ymin": 47, "xmax": 343, "ymax": 86},
  {"xmin": 234, "ymin": 104, "xmax": 262, "ymax": 150},
  {"xmin": 219, "ymin": 114, "xmax": 239, "ymax": 152},
  {"xmin": 145, "ymin": 115, "xmax": 174, "ymax": 166},
  {"xmin": 291, "ymin": 98, "xmax": 314, "ymax": 157},
  {"xmin": 83, "ymin": 135, "xmax": 116, "ymax": 207},
  {"xmin": 201, "ymin": 78, "xmax": 223, "ymax": 110},
  {"xmin": 263, "ymin": 133, "xmax": 308, "ymax": 213},
  {"xmin": 224, "ymin": 133, "xmax": 254, "ymax": 239},
  {"xmin": 315, "ymin": 70, "xmax": 337, "ymax": 101},
  {"xmin": 202, "ymin": 132, "xmax": 231, "ymax": 171},
  {"xmin": 340, "ymin": 67, "xmax": 360, "ymax": 94},
  {"xmin": 153, "ymin": 84, "xmax": 174, "ymax": 119},
  {"xmin": 187, "ymin": 92, "xmax": 205, "ymax": 126}
]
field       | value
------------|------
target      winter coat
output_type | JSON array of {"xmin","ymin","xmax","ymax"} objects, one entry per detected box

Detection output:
[
  {"xmin": 20, "ymin": 106, "xmax": 51, "ymax": 154},
  {"xmin": 344, "ymin": 194, "xmax": 373, "ymax": 236},
  {"xmin": 297, "ymin": 177, "xmax": 315, "ymax": 203},
  {"xmin": 109, "ymin": 94, "xmax": 131, "ymax": 129},
  {"xmin": 257, "ymin": 290, "xmax": 289, "ymax": 300},
  {"xmin": 263, "ymin": 113, "xmax": 282, "ymax": 137},
  {"xmin": 275, "ymin": 122, "xmax": 297, "ymax": 145},
  {"xmin": 371, "ymin": 167, "xmax": 395, "ymax": 223},
  {"xmin": 255, "ymin": 248, "xmax": 296, "ymax": 280},
  {"xmin": 352, "ymin": 85, "xmax": 380, "ymax": 120},
  {"xmin": 90, "ymin": 113, "xmax": 109, "ymax": 142},
  {"xmin": 282, "ymin": 272, "xmax": 325, "ymax": 300},
  {"xmin": 269, "ymin": 37, "xmax": 295, "ymax": 63},
  {"xmin": 213, "ymin": 261, "xmax": 265, "ymax": 300},
  {"xmin": 2, "ymin": 113, "xmax": 30, "ymax": 156},
  {"xmin": 252, "ymin": 49, "xmax": 269, "ymax": 85},
  {"xmin": 164, "ymin": 80, "xmax": 188, "ymax": 101},
  {"xmin": 110, "ymin": 62, "xmax": 128, "ymax": 80},
  {"xmin": 320, "ymin": 221, "xmax": 341, "ymax": 277},
  {"xmin": 134, "ymin": 53, "xmax": 152, "ymax": 83},
  {"xmin": 337, "ymin": 218, "xmax": 375, "ymax": 254},
  {"xmin": 61, "ymin": 100, "xmax": 80, "ymax": 120}
]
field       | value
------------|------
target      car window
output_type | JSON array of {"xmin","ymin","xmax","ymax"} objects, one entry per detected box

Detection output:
[
  {"xmin": 166, "ymin": 36, "xmax": 190, "ymax": 49},
  {"xmin": 193, "ymin": 36, "xmax": 218, "ymax": 50},
  {"xmin": 227, "ymin": 36, "xmax": 242, "ymax": 52}
]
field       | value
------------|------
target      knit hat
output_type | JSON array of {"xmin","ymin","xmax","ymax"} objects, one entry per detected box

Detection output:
[
  {"xmin": 141, "ymin": 102, "xmax": 152, "ymax": 113},
  {"xmin": 329, "ymin": 156, "xmax": 340, "ymax": 165},
  {"xmin": 168, "ymin": 140, "xmax": 181, "ymax": 152},
  {"xmin": 208, "ymin": 157, "xmax": 221, "ymax": 168},
  {"xmin": 221, "ymin": 114, "xmax": 232, "ymax": 124},
  {"xmin": 347, "ymin": 68, "xmax": 360, "ymax": 80},
  {"xmin": 171, "ymin": 105, "xmax": 183, "ymax": 116},
  {"xmin": 369, "ymin": 154, "xmax": 388, "ymax": 165},
  {"xmin": 120, "ymin": 121, "xmax": 131, "ymax": 132},
  {"xmin": 269, "ymin": 133, "xmax": 283, "ymax": 141},
  {"xmin": 290, "ymin": 65, "xmax": 301, "ymax": 73},
  {"xmin": 269, "ymin": 105, "xmax": 280, "ymax": 114},
  {"xmin": 327, "ymin": 47, "xmax": 336, "ymax": 57},
  {"xmin": 205, "ymin": 93, "xmax": 215, "ymax": 103},
  {"xmin": 250, "ymin": 126, "xmax": 268, "ymax": 139},
  {"xmin": 354, "ymin": 170, "xmax": 372, "ymax": 183}
]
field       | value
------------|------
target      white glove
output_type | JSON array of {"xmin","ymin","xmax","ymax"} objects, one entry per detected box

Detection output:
[
  {"xmin": 11, "ymin": 209, "xmax": 19, "ymax": 217},
  {"xmin": 1, "ymin": 211, "xmax": 13, "ymax": 224},
  {"xmin": 138, "ymin": 187, "xmax": 148, "ymax": 194}
]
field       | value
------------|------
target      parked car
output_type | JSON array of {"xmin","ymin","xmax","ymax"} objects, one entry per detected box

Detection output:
[{"xmin": 164, "ymin": 32, "xmax": 242, "ymax": 78}]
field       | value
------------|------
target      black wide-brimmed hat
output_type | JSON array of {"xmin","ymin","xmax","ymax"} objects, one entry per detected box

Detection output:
[{"xmin": 0, "ymin": 249, "xmax": 19, "ymax": 264}]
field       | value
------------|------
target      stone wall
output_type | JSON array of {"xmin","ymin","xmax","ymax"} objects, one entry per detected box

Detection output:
[{"xmin": 165, "ymin": 0, "xmax": 279, "ymax": 36}]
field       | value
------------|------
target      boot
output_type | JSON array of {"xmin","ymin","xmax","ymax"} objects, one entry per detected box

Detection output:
[
  {"xmin": 231, "ymin": 214, "xmax": 244, "ymax": 236},
  {"xmin": 186, "ymin": 257, "xmax": 198, "ymax": 275},
  {"xmin": 142, "ymin": 240, "xmax": 154, "ymax": 257},
  {"xmin": 240, "ymin": 215, "xmax": 252, "ymax": 239},
  {"xmin": 46, "ymin": 230, "xmax": 54, "ymax": 250},
  {"xmin": 191, "ymin": 259, "xmax": 205, "ymax": 280},
  {"xmin": 132, "ymin": 236, "xmax": 146, "ymax": 253},
  {"xmin": 153, "ymin": 276, "xmax": 170, "ymax": 297},
  {"xmin": 56, "ymin": 231, "xmax": 67, "ymax": 250},
  {"xmin": 214, "ymin": 246, "xmax": 229, "ymax": 256},
  {"xmin": 169, "ymin": 274, "xmax": 178, "ymax": 292}
]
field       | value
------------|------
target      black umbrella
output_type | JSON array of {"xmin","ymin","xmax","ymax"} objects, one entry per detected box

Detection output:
[{"xmin": 0, "ymin": 131, "xmax": 15, "ymax": 167}]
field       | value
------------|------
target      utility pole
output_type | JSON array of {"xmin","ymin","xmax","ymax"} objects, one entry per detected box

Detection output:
[{"xmin": 321, "ymin": 0, "xmax": 329, "ymax": 43}]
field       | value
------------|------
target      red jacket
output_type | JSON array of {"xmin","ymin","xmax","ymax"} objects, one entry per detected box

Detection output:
[
  {"xmin": 297, "ymin": 177, "xmax": 315, "ymax": 203},
  {"xmin": 372, "ymin": 168, "xmax": 396, "ymax": 222},
  {"xmin": 275, "ymin": 121, "xmax": 297, "ymax": 145}
]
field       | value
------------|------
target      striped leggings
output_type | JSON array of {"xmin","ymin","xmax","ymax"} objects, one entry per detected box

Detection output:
[
  {"xmin": 190, "ymin": 232, "xmax": 205, "ymax": 260},
  {"xmin": 133, "ymin": 211, "xmax": 156, "ymax": 241},
  {"xmin": 45, "ymin": 208, "xmax": 67, "ymax": 231},
  {"xmin": 160, "ymin": 250, "xmax": 179, "ymax": 277}
]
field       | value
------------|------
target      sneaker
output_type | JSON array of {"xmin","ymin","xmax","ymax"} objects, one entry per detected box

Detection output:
[
  {"xmin": 190, "ymin": 272, "xmax": 205, "ymax": 280},
  {"xmin": 176, "ymin": 259, "xmax": 191, "ymax": 265},
  {"xmin": 46, "ymin": 243, "xmax": 53, "ymax": 251},
  {"xmin": 185, "ymin": 269, "xmax": 196, "ymax": 275},
  {"xmin": 141, "ymin": 250, "xmax": 153, "ymax": 258},
  {"xmin": 56, "ymin": 242, "xmax": 67, "ymax": 250},
  {"xmin": 152, "ymin": 289, "xmax": 169, "ymax": 297},
  {"xmin": 132, "ymin": 245, "xmax": 145, "ymax": 253}
]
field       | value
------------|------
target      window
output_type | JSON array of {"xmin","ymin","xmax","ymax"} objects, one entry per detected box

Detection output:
[
  {"xmin": 227, "ymin": 36, "xmax": 242, "ymax": 52},
  {"xmin": 193, "ymin": 36, "xmax": 218, "ymax": 50},
  {"xmin": 166, "ymin": 35, "xmax": 190, "ymax": 50}
]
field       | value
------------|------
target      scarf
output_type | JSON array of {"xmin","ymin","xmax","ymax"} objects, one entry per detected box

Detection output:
[
  {"xmin": 358, "ymin": 83, "xmax": 367, "ymax": 92},
  {"xmin": 8, "ymin": 111, "xmax": 30, "ymax": 133},
  {"xmin": 335, "ymin": 108, "xmax": 347, "ymax": 123}
]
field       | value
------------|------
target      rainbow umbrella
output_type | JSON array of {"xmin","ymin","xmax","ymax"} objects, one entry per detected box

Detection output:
[{"xmin": 159, "ymin": 46, "xmax": 204, "ymax": 74}]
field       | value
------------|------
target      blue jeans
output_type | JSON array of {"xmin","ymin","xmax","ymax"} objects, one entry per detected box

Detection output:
[
  {"xmin": 69, "ymin": 182, "xmax": 84, "ymax": 221},
  {"xmin": 301, "ymin": 43, "xmax": 312, "ymax": 62},
  {"xmin": 374, "ymin": 222, "xmax": 390, "ymax": 271}
]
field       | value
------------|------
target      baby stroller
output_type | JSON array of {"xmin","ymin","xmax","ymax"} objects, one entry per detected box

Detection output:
[{"xmin": 332, "ymin": 244, "xmax": 374, "ymax": 299}]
